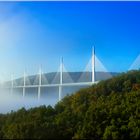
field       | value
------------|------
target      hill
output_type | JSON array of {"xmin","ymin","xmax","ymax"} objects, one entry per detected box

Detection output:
[
  {"xmin": 0, "ymin": 70, "xmax": 140, "ymax": 139},
  {"xmin": 3, "ymin": 71, "xmax": 119, "ymax": 86}
]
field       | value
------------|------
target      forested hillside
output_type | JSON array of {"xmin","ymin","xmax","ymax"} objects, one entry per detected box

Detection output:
[{"xmin": 0, "ymin": 70, "xmax": 140, "ymax": 139}]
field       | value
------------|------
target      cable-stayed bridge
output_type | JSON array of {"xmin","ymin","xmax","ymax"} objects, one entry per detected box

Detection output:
[{"xmin": 1, "ymin": 47, "xmax": 113, "ymax": 101}]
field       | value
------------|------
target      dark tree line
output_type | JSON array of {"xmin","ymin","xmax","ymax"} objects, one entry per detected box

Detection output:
[{"xmin": 0, "ymin": 70, "xmax": 140, "ymax": 139}]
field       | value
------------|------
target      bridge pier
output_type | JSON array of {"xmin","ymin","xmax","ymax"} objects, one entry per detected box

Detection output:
[
  {"xmin": 38, "ymin": 66, "xmax": 42, "ymax": 100},
  {"xmin": 59, "ymin": 86, "xmax": 62, "ymax": 101},
  {"xmin": 23, "ymin": 71, "xmax": 26, "ymax": 98},
  {"xmin": 23, "ymin": 87, "xmax": 25, "ymax": 98},
  {"xmin": 10, "ymin": 74, "xmax": 14, "ymax": 95},
  {"xmin": 38, "ymin": 87, "xmax": 41, "ymax": 99}
]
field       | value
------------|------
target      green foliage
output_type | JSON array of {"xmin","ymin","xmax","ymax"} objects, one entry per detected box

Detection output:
[{"xmin": 0, "ymin": 70, "xmax": 140, "ymax": 139}]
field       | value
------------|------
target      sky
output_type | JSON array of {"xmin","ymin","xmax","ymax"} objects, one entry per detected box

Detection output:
[{"xmin": 0, "ymin": 1, "xmax": 140, "ymax": 81}]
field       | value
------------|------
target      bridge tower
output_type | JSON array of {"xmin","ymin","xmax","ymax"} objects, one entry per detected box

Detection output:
[
  {"xmin": 59, "ymin": 57, "xmax": 63, "ymax": 101},
  {"xmin": 38, "ymin": 66, "xmax": 42, "ymax": 100},
  {"xmin": 92, "ymin": 46, "xmax": 95, "ymax": 83}
]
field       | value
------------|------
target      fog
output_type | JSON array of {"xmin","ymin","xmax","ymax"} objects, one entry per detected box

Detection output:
[{"xmin": 0, "ymin": 86, "xmax": 87, "ymax": 114}]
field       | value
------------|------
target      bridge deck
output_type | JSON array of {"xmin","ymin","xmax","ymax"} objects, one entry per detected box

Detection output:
[{"xmin": 2, "ymin": 81, "xmax": 98, "ymax": 89}]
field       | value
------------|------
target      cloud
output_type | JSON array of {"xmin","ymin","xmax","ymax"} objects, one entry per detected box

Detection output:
[{"xmin": 0, "ymin": 4, "xmax": 49, "ymax": 82}]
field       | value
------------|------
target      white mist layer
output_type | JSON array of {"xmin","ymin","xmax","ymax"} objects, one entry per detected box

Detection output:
[
  {"xmin": 0, "ymin": 89, "xmax": 58, "ymax": 114},
  {"xmin": 0, "ymin": 86, "xmax": 83, "ymax": 114}
]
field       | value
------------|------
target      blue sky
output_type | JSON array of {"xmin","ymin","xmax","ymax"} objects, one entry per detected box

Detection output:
[{"xmin": 0, "ymin": 1, "xmax": 140, "ymax": 81}]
